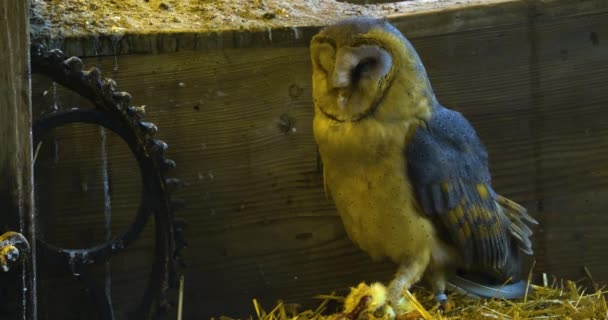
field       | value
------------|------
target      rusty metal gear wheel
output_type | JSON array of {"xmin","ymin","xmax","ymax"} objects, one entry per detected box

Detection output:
[{"xmin": 30, "ymin": 43, "xmax": 186, "ymax": 320}]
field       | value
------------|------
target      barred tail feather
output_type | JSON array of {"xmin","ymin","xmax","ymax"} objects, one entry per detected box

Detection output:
[{"xmin": 496, "ymin": 195, "xmax": 537, "ymax": 256}]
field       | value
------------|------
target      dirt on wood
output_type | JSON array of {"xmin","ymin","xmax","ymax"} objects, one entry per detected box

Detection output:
[{"xmin": 30, "ymin": 0, "xmax": 494, "ymax": 38}]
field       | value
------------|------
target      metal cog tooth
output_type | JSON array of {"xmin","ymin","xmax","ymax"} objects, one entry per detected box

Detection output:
[
  {"xmin": 48, "ymin": 48, "xmax": 65, "ymax": 61},
  {"xmin": 172, "ymin": 217, "xmax": 186, "ymax": 229},
  {"xmin": 83, "ymin": 67, "xmax": 102, "ymax": 86},
  {"xmin": 174, "ymin": 231, "xmax": 187, "ymax": 249},
  {"xmin": 139, "ymin": 121, "xmax": 158, "ymax": 136},
  {"xmin": 31, "ymin": 43, "xmax": 45, "ymax": 57},
  {"xmin": 175, "ymin": 258, "xmax": 187, "ymax": 269},
  {"xmin": 173, "ymin": 224, "xmax": 185, "ymax": 237},
  {"xmin": 175, "ymin": 244, "xmax": 186, "ymax": 252},
  {"xmin": 127, "ymin": 106, "xmax": 137, "ymax": 117},
  {"xmin": 127, "ymin": 105, "xmax": 146, "ymax": 118},
  {"xmin": 158, "ymin": 299, "xmax": 172, "ymax": 313},
  {"xmin": 151, "ymin": 139, "xmax": 168, "ymax": 153},
  {"xmin": 63, "ymin": 56, "xmax": 84, "ymax": 73},
  {"xmin": 164, "ymin": 178, "xmax": 182, "ymax": 192},
  {"xmin": 102, "ymin": 78, "xmax": 117, "ymax": 96},
  {"xmin": 161, "ymin": 159, "xmax": 176, "ymax": 170},
  {"xmin": 175, "ymin": 233, "xmax": 187, "ymax": 247},
  {"xmin": 169, "ymin": 198, "xmax": 186, "ymax": 211},
  {"xmin": 113, "ymin": 91, "xmax": 132, "ymax": 103}
]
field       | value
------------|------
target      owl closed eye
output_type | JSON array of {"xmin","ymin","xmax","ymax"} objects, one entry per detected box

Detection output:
[{"xmin": 311, "ymin": 37, "xmax": 393, "ymax": 121}]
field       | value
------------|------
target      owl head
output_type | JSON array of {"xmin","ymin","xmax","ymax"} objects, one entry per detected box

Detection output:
[{"xmin": 310, "ymin": 17, "xmax": 436, "ymax": 122}]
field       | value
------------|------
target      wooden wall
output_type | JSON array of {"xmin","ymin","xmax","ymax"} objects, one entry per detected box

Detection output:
[
  {"xmin": 0, "ymin": 0, "xmax": 36, "ymax": 319},
  {"xmin": 30, "ymin": 1, "xmax": 608, "ymax": 319}
]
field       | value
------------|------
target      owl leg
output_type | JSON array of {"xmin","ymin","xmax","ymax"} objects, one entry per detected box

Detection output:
[
  {"xmin": 430, "ymin": 270, "xmax": 452, "ymax": 311},
  {"xmin": 387, "ymin": 251, "xmax": 430, "ymax": 315},
  {"xmin": 427, "ymin": 243, "xmax": 457, "ymax": 312}
]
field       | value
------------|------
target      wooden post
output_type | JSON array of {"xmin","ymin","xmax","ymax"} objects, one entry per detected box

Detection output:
[{"xmin": 0, "ymin": 0, "xmax": 37, "ymax": 319}]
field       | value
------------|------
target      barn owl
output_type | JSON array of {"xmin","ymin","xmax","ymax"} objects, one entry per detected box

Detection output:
[{"xmin": 310, "ymin": 17, "xmax": 537, "ymax": 318}]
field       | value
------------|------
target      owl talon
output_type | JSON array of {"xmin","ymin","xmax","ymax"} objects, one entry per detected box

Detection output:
[
  {"xmin": 434, "ymin": 292, "xmax": 447, "ymax": 303},
  {"xmin": 434, "ymin": 293, "xmax": 452, "ymax": 312}
]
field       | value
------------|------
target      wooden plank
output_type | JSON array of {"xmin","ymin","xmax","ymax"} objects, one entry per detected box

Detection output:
[
  {"xmin": 31, "ymin": 0, "xmax": 608, "ymax": 57},
  {"xmin": 0, "ymin": 0, "xmax": 35, "ymax": 319},
  {"xmin": 30, "ymin": 9, "xmax": 608, "ymax": 320},
  {"xmin": 541, "ymin": 191, "xmax": 608, "ymax": 283}
]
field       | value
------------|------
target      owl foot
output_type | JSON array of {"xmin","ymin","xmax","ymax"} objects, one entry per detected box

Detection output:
[{"xmin": 434, "ymin": 292, "xmax": 452, "ymax": 312}]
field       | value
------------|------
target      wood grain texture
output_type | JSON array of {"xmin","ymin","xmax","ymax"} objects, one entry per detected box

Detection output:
[
  {"xmin": 33, "ymin": 0, "xmax": 608, "ymax": 57},
  {"xmin": 30, "ymin": 7, "xmax": 608, "ymax": 320},
  {"xmin": 0, "ymin": 0, "xmax": 36, "ymax": 319}
]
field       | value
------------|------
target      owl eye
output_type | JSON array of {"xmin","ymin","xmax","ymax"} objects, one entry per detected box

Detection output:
[{"xmin": 351, "ymin": 57, "xmax": 377, "ymax": 84}]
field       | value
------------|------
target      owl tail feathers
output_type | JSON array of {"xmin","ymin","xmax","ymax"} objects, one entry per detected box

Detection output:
[
  {"xmin": 447, "ymin": 274, "xmax": 532, "ymax": 300},
  {"xmin": 496, "ymin": 194, "xmax": 538, "ymax": 255}
]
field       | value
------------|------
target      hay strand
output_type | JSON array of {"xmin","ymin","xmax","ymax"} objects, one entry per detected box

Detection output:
[
  {"xmin": 244, "ymin": 275, "xmax": 608, "ymax": 320},
  {"xmin": 403, "ymin": 289, "xmax": 433, "ymax": 320}
]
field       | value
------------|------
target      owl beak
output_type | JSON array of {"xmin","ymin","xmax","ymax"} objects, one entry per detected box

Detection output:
[
  {"xmin": 332, "ymin": 70, "xmax": 351, "ymax": 89},
  {"xmin": 333, "ymin": 71, "xmax": 351, "ymax": 110},
  {"xmin": 332, "ymin": 50, "xmax": 357, "ymax": 110},
  {"xmin": 337, "ymin": 92, "xmax": 348, "ymax": 110},
  {"xmin": 331, "ymin": 49, "xmax": 355, "ymax": 90}
]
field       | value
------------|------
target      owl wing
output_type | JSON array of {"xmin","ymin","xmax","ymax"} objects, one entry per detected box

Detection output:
[{"xmin": 406, "ymin": 105, "xmax": 526, "ymax": 277}]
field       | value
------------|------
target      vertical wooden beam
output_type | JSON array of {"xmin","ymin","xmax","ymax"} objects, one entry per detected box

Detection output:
[{"xmin": 0, "ymin": 0, "xmax": 36, "ymax": 319}]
